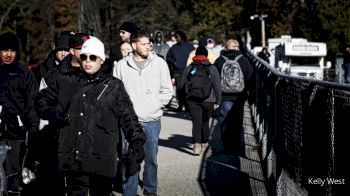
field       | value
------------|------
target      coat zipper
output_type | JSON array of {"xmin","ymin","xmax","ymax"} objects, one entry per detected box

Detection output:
[{"xmin": 97, "ymin": 84, "xmax": 109, "ymax": 100}]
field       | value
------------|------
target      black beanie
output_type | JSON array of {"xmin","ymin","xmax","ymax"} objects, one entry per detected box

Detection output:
[
  {"xmin": 195, "ymin": 46, "xmax": 208, "ymax": 57},
  {"xmin": 55, "ymin": 34, "xmax": 72, "ymax": 51},
  {"xmin": 119, "ymin": 21, "xmax": 138, "ymax": 34},
  {"xmin": 0, "ymin": 32, "xmax": 20, "ymax": 52}
]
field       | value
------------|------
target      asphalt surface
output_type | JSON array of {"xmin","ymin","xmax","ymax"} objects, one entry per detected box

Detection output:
[{"xmin": 114, "ymin": 101, "xmax": 268, "ymax": 196}]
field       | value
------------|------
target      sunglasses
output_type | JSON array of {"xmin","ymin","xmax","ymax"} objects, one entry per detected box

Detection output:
[
  {"xmin": 120, "ymin": 30, "xmax": 127, "ymax": 34},
  {"xmin": 80, "ymin": 54, "xmax": 98, "ymax": 62}
]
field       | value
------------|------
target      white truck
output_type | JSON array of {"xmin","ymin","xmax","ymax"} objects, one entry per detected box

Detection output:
[{"xmin": 268, "ymin": 36, "xmax": 331, "ymax": 80}]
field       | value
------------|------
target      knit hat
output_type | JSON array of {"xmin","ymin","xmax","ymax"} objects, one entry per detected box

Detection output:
[
  {"xmin": 55, "ymin": 34, "xmax": 72, "ymax": 51},
  {"xmin": 119, "ymin": 21, "xmax": 138, "ymax": 34},
  {"xmin": 0, "ymin": 32, "xmax": 20, "ymax": 52},
  {"xmin": 69, "ymin": 32, "xmax": 89, "ymax": 49},
  {"xmin": 80, "ymin": 37, "xmax": 105, "ymax": 61},
  {"xmin": 195, "ymin": 46, "xmax": 208, "ymax": 57}
]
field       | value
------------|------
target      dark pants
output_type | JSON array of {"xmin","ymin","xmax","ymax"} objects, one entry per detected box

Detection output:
[
  {"xmin": 187, "ymin": 101, "xmax": 214, "ymax": 144},
  {"xmin": 221, "ymin": 95, "xmax": 246, "ymax": 153},
  {"xmin": 0, "ymin": 140, "xmax": 26, "ymax": 195},
  {"xmin": 65, "ymin": 171, "xmax": 112, "ymax": 196},
  {"xmin": 175, "ymin": 74, "xmax": 186, "ymax": 110},
  {"xmin": 21, "ymin": 126, "xmax": 65, "ymax": 196}
]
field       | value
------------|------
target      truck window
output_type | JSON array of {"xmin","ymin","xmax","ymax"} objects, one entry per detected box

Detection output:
[{"xmin": 290, "ymin": 57, "xmax": 319, "ymax": 67}]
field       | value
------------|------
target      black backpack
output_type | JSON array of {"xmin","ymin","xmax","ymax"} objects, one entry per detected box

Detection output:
[{"xmin": 185, "ymin": 64, "xmax": 212, "ymax": 102}]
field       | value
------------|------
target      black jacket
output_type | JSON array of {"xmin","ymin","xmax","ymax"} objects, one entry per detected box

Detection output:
[
  {"xmin": 180, "ymin": 58, "xmax": 222, "ymax": 104},
  {"xmin": 0, "ymin": 62, "xmax": 39, "ymax": 139},
  {"xmin": 35, "ymin": 63, "xmax": 145, "ymax": 177},
  {"xmin": 214, "ymin": 49, "xmax": 253, "ymax": 101},
  {"xmin": 32, "ymin": 50, "xmax": 57, "ymax": 84}
]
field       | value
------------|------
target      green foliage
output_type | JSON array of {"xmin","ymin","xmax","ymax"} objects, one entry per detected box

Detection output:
[{"xmin": 1, "ymin": 0, "xmax": 350, "ymax": 64}]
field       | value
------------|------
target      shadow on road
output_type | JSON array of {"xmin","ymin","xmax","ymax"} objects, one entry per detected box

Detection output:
[
  {"xmin": 197, "ymin": 116, "xmax": 256, "ymax": 196},
  {"xmin": 158, "ymin": 134, "xmax": 193, "ymax": 156},
  {"xmin": 163, "ymin": 108, "xmax": 192, "ymax": 121}
]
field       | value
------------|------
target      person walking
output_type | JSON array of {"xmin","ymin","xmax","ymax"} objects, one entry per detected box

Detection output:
[
  {"xmin": 213, "ymin": 38, "xmax": 253, "ymax": 153},
  {"xmin": 114, "ymin": 30, "xmax": 173, "ymax": 196},
  {"xmin": 35, "ymin": 37, "xmax": 146, "ymax": 196},
  {"xmin": 257, "ymin": 47, "xmax": 271, "ymax": 64},
  {"xmin": 22, "ymin": 32, "xmax": 91, "ymax": 196},
  {"xmin": 109, "ymin": 21, "xmax": 138, "ymax": 63},
  {"xmin": 166, "ymin": 30, "xmax": 195, "ymax": 112},
  {"xmin": 187, "ymin": 37, "xmax": 218, "ymax": 65},
  {"xmin": 32, "ymin": 32, "xmax": 74, "ymax": 83},
  {"xmin": 0, "ymin": 32, "xmax": 39, "ymax": 196},
  {"xmin": 153, "ymin": 30, "xmax": 170, "ymax": 59},
  {"xmin": 180, "ymin": 46, "xmax": 221, "ymax": 155},
  {"xmin": 342, "ymin": 45, "xmax": 350, "ymax": 83}
]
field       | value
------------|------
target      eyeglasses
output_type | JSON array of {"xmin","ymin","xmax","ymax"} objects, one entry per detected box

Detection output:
[
  {"xmin": 80, "ymin": 54, "xmax": 98, "ymax": 62},
  {"xmin": 120, "ymin": 30, "xmax": 127, "ymax": 34}
]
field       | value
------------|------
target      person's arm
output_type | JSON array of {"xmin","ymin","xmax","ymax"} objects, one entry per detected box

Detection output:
[
  {"xmin": 210, "ymin": 66, "xmax": 222, "ymax": 104},
  {"xmin": 34, "ymin": 71, "xmax": 63, "ymax": 124},
  {"xmin": 116, "ymin": 82, "xmax": 145, "ymax": 144},
  {"xmin": 159, "ymin": 59, "xmax": 174, "ymax": 106},
  {"xmin": 25, "ymin": 70, "xmax": 40, "ymax": 132},
  {"xmin": 115, "ymin": 81, "xmax": 145, "ymax": 176},
  {"xmin": 166, "ymin": 48, "xmax": 175, "ymax": 78},
  {"xmin": 186, "ymin": 50, "xmax": 195, "ymax": 66}
]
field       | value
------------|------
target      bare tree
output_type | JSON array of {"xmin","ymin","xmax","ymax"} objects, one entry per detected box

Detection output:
[
  {"xmin": 80, "ymin": 0, "xmax": 102, "ymax": 37},
  {"xmin": 0, "ymin": 0, "xmax": 20, "ymax": 32}
]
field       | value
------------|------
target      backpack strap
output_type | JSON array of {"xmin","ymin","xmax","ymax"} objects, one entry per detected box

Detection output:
[
  {"xmin": 221, "ymin": 55, "xmax": 229, "ymax": 62},
  {"xmin": 235, "ymin": 54, "xmax": 243, "ymax": 61},
  {"xmin": 221, "ymin": 54, "xmax": 242, "ymax": 61}
]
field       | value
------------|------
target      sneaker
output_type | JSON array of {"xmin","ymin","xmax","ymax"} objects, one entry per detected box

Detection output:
[{"xmin": 193, "ymin": 143, "xmax": 201, "ymax": 155}]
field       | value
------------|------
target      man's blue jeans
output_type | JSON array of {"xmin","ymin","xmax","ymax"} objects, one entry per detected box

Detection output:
[
  {"xmin": 123, "ymin": 120, "xmax": 161, "ymax": 195},
  {"xmin": 220, "ymin": 100, "xmax": 234, "ymax": 132}
]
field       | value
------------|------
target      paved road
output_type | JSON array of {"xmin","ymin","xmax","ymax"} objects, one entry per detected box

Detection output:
[{"xmin": 115, "ymin": 102, "xmax": 268, "ymax": 196}]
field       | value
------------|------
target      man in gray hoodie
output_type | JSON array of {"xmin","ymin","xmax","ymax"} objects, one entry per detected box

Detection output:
[{"xmin": 114, "ymin": 30, "xmax": 173, "ymax": 196}]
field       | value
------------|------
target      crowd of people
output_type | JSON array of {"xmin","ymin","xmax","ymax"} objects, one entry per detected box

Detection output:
[{"xmin": 0, "ymin": 20, "xmax": 253, "ymax": 196}]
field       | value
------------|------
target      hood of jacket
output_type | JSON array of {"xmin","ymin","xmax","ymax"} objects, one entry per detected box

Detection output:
[
  {"xmin": 124, "ymin": 51, "xmax": 157, "ymax": 71},
  {"xmin": 154, "ymin": 30, "xmax": 164, "ymax": 44},
  {"xmin": 220, "ymin": 49, "xmax": 242, "ymax": 59}
]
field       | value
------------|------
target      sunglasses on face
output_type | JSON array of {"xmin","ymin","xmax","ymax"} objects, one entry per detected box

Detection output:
[
  {"xmin": 120, "ymin": 31, "xmax": 127, "ymax": 34},
  {"xmin": 80, "ymin": 54, "xmax": 98, "ymax": 62}
]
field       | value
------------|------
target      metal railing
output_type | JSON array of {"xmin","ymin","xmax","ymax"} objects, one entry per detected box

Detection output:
[{"xmin": 247, "ymin": 52, "xmax": 350, "ymax": 196}]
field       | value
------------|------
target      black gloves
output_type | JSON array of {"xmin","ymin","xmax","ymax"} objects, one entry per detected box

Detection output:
[
  {"xmin": 122, "ymin": 141, "xmax": 145, "ymax": 178},
  {"xmin": 47, "ymin": 110, "xmax": 69, "ymax": 128},
  {"xmin": 130, "ymin": 141, "xmax": 145, "ymax": 164}
]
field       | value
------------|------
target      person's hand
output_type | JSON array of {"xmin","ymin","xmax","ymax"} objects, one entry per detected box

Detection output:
[
  {"xmin": 214, "ymin": 104, "xmax": 220, "ymax": 110},
  {"xmin": 130, "ymin": 142, "xmax": 145, "ymax": 163},
  {"xmin": 47, "ymin": 110, "xmax": 69, "ymax": 128},
  {"xmin": 122, "ymin": 145, "xmax": 144, "ymax": 177}
]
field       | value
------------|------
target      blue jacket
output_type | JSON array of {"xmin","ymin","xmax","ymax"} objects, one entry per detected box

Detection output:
[{"xmin": 166, "ymin": 42, "xmax": 195, "ymax": 77}]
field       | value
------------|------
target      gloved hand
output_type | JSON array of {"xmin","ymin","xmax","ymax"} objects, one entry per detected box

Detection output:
[
  {"xmin": 47, "ymin": 110, "xmax": 69, "ymax": 128},
  {"xmin": 130, "ymin": 141, "xmax": 145, "ymax": 164},
  {"xmin": 122, "ymin": 148, "xmax": 140, "ymax": 178},
  {"xmin": 214, "ymin": 104, "xmax": 220, "ymax": 110}
]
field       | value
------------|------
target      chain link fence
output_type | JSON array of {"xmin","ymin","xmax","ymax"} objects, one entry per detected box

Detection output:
[{"xmin": 248, "ymin": 53, "xmax": 350, "ymax": 196}]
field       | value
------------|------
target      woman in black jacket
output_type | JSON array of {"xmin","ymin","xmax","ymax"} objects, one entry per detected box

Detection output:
[{"xmin": 180, "ymin": 46, "xmax": 221, "ymax": 155}]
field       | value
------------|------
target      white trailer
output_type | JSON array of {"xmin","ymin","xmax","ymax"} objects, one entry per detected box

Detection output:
[{"xmin": 272, "ymin": 37, "xmax": 331, "ymax": 80}]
